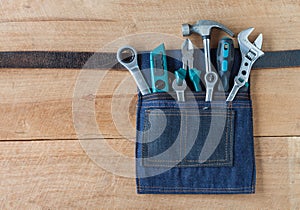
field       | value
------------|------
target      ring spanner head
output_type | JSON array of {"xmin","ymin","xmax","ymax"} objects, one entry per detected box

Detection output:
[
  {"xmin": 117, "ymin": 46, "xmax": 151, "ymax": 95},
  {"xmin": 117, "ymin": 46, "xmax": 138, "ymax": 70}
]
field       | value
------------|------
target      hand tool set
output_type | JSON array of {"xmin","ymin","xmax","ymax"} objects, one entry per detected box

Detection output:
[
  {"xmin": 120, "ymin": 21, "xmax": 267, "ymax": 195},
  {"xmin": 117, "ymin": 20, "xmax": 264, "ymax": 102}
]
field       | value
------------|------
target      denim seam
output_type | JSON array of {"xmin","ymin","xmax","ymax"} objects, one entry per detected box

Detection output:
[
  {"xmin": 138, "ymin": 185, "xmax": 254, "ymax": 190},
  {"xmin": 137, "ymin": 177, "xmax": 253, "ymax": 193},
  {"xmin": 143, "ymin": 163, "xmax": 233, "ymax": 167},
  {"xmin": 145, "ymin": 110, "xmax": 232, "ymax": 114},
  {"xmin": 142, "ymin": 111, "xmax": 152, "ymax": 166},
  {"xmin": 142, "ymin": 95, "xmax": 250, "ymax": 101},
  {"xmin": 141, "ymin": 105, "xmax": 252, "ymax": 109},
  {"xmin": 142, "ymin": 110, "xmax": 234, "ymax": 167},
  {"xmin": 229, "ymin": 111, "xmax": 234, "ymax": 164},
  {"xmin": 138, "ymin": 189, "xmax": 254, "ymax": 193},
  {"xmin": 142, "ymin": 97, "xmax": 250, "ymax": 101},
  {"xmin": 183, "ymin": 114, "xmax": 232, "ymax": 164},
  {"xmin": 138, "ymin": 185, "xmax": 255, "ymax": 193},
  {"xmin": 179, "ymin": 110, "xmax": 183, "ymax": 160}
]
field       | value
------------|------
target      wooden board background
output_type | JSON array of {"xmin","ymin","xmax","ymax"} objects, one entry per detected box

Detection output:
[{"xmin": 0, "ymin": 0, "xmax": 299, "ymax": 209}]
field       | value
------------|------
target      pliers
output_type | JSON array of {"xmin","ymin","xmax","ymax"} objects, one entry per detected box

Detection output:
[{"xmin": 175, "ymin": 39, "xmax": 202, "ymax": 92}]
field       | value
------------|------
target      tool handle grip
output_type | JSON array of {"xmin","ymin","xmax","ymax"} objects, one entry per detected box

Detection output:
[
  {"xmin": 174, "ymin": 68, "xmax": 187, "ymax": 86},
  {"xmin": 189, "ymin": 68, "xmax": 202, "ymax": 92},
  {"xmin": 217, "ymin": 38, "xmax": 234, "ymax": 92}
]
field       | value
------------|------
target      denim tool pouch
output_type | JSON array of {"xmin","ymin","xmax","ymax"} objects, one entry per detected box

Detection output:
[{"xmin": 135, "ymin": 52, "xmax": 256, "ymax": 194}]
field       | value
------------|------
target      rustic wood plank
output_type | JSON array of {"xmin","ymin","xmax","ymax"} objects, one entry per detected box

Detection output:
[
  {"xmin": 0, "ymin": 68, "xmax": 299, "ymax": 140},
  {"xmin": 0, "ymin": 1, "xmax": 298, "ymax": 209},
  {"xmin": 251, "ymin": 67, "xmax": 300, "ymax": 137},
  {"xmin": 0, "ymin": 137, "xmax": 299, "ymax": 209},
  {"xmin": 0, "ymin": 0, "xmax": 299, "ymax": 51}
]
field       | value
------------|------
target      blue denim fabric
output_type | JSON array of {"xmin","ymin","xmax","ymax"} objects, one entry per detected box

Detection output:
[
  {"xmin": 135, "ymin": 51, "xmax": 255, "ymax": 194},
  {"xmin": 136, "ymin": 92, "xmax": 255, "ymax": 194},
  {"xmin": 141, "ymin": 107, "xmax": 234, "ymax": 167}
]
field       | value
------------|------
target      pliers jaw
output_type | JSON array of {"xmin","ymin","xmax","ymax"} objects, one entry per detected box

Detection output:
[{"xmin": 181, "ymin": 39, "xmax": 194, "ymax": 70}]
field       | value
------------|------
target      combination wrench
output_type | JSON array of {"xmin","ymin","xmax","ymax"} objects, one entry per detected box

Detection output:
[{"xmin": 117, "ymin": 46, "xmax": 151, "ymax": 95}]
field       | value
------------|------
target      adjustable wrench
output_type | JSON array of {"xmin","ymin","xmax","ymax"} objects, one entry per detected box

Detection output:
[{"xmin": 226, "ymin": 28, "xmax": 264, "ymax": 101}]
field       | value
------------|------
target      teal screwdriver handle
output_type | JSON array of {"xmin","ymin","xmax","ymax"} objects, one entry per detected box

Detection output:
[
  {"xmin": 189, "ymin": 68, "xmax": 202, "ymax": 92},
  {"xmin": 217, "ymin": 37, "xmax": 234, "ymax": 92}
]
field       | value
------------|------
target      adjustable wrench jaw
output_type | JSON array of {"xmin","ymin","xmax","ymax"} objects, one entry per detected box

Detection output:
[
  {"xmin": 226, "ymin": 28, "xmax": 264, "ymax": 101},
  {"xmin": 238, "ymin": 28, "xmax": 264, "ymax": 59}
]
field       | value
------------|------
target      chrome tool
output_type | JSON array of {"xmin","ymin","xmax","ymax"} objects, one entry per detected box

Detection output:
[
  {"xmin": 182, "ymin": 20, "xmax": 234, "ymax": 101},
  {"xmin": 117, "ymin": 46, "xmax": 151, "ymax": 95},
  {"xmin": 226, "ymin": 28, "xmax": 264, "ymax": 101}
]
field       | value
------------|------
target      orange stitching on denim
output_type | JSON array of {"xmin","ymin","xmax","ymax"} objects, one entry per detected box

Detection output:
[
  {"xmin": 147, "ymin": 113, "xmax": 233, "ymax": 116},
  {"xmin": 138, "ymin": 189, "xmax": 254, "ymax": 193},
  {"xmin": 142, "ymin": 106, "xmax": 251, "ymax": 109},
  {"xmin": 138, "ymin": 185, "xmax": 254, "ymax": 190},
  {"xmin": 143, "ymin": 163, "xmax": 232, "ymax": 167},
  {"xmin": 179, "ymin": 110, "xmax": 183, "ymax": 160},
  {"xmin": 143, "ymin": 159, "xmax": 230, "ymax": 163},
  {"xmin": 142, "ymin": 110, "xmax": 235, "ymax": 167},
  {"xmin": 182, "ymin": 114, "xmax": 232, "ymax": 163},
  {"xmin": 141, "ymin": 96, "xmax": 250, "ymax": 100},
  {"xmin": 145, "ymin": 115, "xmax": 232, "ymax": 164},
  {"xmin": 142, "ymin": 111, "xmax": 149, "ymax": 165},
  {"xmin": 146, "ymin": 109, "xmax": 232, "ymax": 113},
  {"xmin": 141, "ymin": 95, "xmax": 250, "ymax": 101},
  {"xmin": 229, "ymin": 110, "xmax": 234, "ymax": 162}
]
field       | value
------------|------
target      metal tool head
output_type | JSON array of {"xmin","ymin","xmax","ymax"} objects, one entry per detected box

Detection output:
[
  {"xmin": 117, "ymin": 46, "xmax": 151, "ymax": 95},
  {"xmin": 181, "ymin": 38, "xmax": 194, "ymax": 69},
  {"xmin": 182, "ymin": 20, "xmax": 234, "ymax": 38},
  {"xmin": 238, "ymin": 27, "xmax": 264, "ymax": 58},
  {"xmin": 117, "ymin": 45, "xmax": 138, "ymax": 70}
]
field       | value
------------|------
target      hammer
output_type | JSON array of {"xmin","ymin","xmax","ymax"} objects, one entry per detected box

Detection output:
[{"xmin": 182, "ymin": 20, "xmax": 234, "ymax": 101}]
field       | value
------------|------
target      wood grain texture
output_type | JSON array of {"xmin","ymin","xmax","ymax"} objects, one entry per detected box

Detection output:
[
  {"xmin": 0, "ymin": 68, "xmax": 299, "ymax": 140},
  {"xmin": 0, "ymin": 137, "xmax": 299, "ymax": 209},
  {"xmin": 0, "ymin": 0, "xmax": 299, "ymax": 51},
  {"xmin": 0, "ymin": 0, "xmax": 299, "ymax": 209}
]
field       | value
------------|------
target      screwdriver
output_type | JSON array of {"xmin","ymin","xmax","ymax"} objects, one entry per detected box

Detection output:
[{"xmin": 217, "ymin": 37, "xmax": 234, "ymax": 92}]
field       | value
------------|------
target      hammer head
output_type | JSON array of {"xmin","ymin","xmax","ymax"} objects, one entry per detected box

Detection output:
[{"xmin": 182, "ymin": 20, "xmax": 234, "ymax": 38}]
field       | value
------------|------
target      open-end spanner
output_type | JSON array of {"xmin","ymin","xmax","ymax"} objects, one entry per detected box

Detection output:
[{"xmin": 172, "ymin": 79, "xmax": 187, "ymax": 102}]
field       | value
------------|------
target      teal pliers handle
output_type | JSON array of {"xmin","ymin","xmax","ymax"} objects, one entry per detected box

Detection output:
[
  {"xmin": 189, "ymin": 68, "xmax": 202, "ymax": 92},
  {"xmin": 175, "ymin": 68, "xmax": 187, "ymax": 86}
]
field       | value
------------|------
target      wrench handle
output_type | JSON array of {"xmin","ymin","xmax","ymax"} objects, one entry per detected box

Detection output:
[{"xmin": 130, "ymin": 66, "xmax": 151, "ymax": 95}]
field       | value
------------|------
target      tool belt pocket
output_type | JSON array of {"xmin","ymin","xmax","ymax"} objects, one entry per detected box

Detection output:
[
  {"xmin": 136, "ymin": 92, "xmax": 256, "ymax": 194},
  {"xmin": 140, "ymin": 99, "xmax": 235, "ymax": 168}
]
